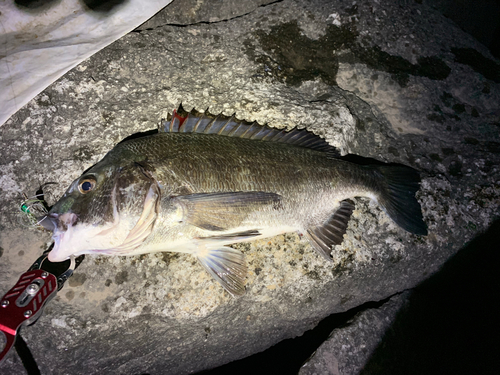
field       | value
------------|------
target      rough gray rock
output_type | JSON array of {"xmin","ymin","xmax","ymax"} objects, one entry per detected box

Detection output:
[
  {"xmin": 136, "ymin": 0, "xmax": 277, "ymax": 29},
  {"xmin": 299, "ymin": 292, "xmax": 410, "ymax": 375},
  {"xmin": 1, "ymin": 0, "xmax": 499, "ymax": 374}
]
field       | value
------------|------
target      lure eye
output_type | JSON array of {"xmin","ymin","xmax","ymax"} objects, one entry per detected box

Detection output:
[{"xmin": 78, "ymin": 177, "xmax": 96, "ymax": 194}]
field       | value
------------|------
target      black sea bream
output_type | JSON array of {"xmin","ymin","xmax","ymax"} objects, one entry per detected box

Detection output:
[{"xmin": 41, "ymin": 107, "xmax": 427, "ymax": 296}]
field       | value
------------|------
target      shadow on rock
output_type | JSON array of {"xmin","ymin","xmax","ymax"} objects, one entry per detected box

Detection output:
[{"xmin": 360, "ymin": 218, "xmax": 500, "ymax": 375}]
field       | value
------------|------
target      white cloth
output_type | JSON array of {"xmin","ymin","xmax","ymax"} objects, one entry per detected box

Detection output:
[{"xmin": 0, "ymin": 0, "xmax": 172, "ymax": 126}]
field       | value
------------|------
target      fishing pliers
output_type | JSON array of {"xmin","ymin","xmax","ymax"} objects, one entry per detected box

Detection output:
[{"xmin": 0, "ymin": 249, "xmax": 84, "ymax": 364}]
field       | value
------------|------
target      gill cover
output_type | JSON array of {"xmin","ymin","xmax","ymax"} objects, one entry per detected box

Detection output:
[{"xmin": 47, "ymin": 161, "xmax": 160, "ymax": 261}]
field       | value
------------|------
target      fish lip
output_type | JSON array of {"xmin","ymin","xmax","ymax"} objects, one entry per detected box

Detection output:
[
  {"xmin": 38, "ymin": 213, "xmax": 74, "ymax": 262},
  {"xmin": 48, "ymin": 224, "xmax": 67, "ymax": 262},
  {"xmin": 47, "ymin": 232, "xmax": 69, "ymax": 262},
  {"xmin": 47, "ymin": 212, "xmax": 79, "ymax": 262},
  {"xmin": 38, "ymin": 213, "xmax": 58, "ymax": 232}
]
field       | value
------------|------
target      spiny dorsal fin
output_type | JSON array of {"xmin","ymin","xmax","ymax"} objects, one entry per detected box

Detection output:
[
  {"xmin": 161, "ymin": 106, "xmax": 339, "ymax": 155},
  {"xmin": 305, "ymin": 199, "xmax": 355, "ymax": 261}
]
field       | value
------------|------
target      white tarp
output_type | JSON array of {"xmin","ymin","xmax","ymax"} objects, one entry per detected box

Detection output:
[{"xmin": 0, "ymin": 0, "xmax": 173, "ymax": 126}]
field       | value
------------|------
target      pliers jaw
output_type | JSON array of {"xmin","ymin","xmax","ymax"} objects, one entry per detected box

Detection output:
[
  {"xmin": 0, "ymin": 269, "xmax": 58, "ymax": 364},
  {"xmin": 0, "ymin": 251, "xmax": 84, "ymax": 365}
]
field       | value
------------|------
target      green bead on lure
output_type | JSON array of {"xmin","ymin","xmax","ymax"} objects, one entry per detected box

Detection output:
[{"xmin": 19, "ymin": 196, "xmax": 49, "ymax": 227}]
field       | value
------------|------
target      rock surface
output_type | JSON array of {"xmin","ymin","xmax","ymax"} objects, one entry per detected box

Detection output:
[
  {"xmin": 299, "ymin": 292, "xmax": 409, "ymax": 375},
  {"xmin": 136, "ymin": 0, "xmax": 276, "ymax": 29},
  {"xmin": 301, "ymin": 217, "xmax": 500, "ymax": 374},
  {"xmin": 1, "ymin": 0, "xmax": 499, "ymax": 373}
]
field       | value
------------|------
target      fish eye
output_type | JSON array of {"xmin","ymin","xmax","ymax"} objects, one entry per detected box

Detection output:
[{"xmin": 78, "ymin": 177, "xmax": 96, "ymax": 194}]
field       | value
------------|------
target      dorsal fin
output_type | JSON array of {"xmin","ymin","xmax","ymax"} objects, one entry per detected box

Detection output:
[{"xmin": 161, "ymin": 106, "xmax": 339, "ymax": 155}]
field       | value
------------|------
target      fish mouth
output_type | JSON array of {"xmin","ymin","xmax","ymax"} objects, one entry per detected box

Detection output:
[
  {"xmin": 48, "ymin": 231, "xmax": 64, "ymax": 261},
  {"xmin": 36, "ymin": 212, "xmax": 67, "ymax": 261},
  {"xmin": 41, "ymin": 212, "xmax": 78, "ymax": 262},
  {"xmin": 38, "ymin": 213, "xmax": 58, "ymax": 232},
  {"xmin": 48, "ymin": 232, "xmax": 71, "ymax": 262}
]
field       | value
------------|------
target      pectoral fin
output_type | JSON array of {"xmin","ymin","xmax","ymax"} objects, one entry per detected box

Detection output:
[
  {"xmin": 176, "ymin": 192, "xmax": 281, "ymax": 231},
  {"xmin": 305, "ymin": 199, "xmax": 355, "ymax": 261},
  {"xmin": 196, "ymin": 246, "xmax": 247, "ymax": 296}
]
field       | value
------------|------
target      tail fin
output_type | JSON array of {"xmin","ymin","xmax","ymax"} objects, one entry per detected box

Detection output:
[{"xmin": 373, "ymin": 165, "xmax": 427, "ymax": 235}]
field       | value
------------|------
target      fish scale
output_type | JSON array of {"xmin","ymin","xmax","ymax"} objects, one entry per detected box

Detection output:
[{"xmin": 127, "ymin": 133, "xmax": 339, "ymax": 195}]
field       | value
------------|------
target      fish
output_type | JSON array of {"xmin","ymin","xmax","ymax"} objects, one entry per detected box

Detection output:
[{"xmin": 40, "ymin": 107, "xmax": 427, "ymax": 296}]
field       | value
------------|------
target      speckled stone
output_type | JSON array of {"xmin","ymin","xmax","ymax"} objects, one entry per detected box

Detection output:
[
  {"xmin": 299, "ymin": 292, "xmax": 409, "ymax": 375},
  {"xmin": 1, "ymin": 0, "xmax": 499, "ymax": 373}
]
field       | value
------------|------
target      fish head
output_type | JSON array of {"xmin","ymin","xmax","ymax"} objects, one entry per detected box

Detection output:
[{"xmin": 43, "ymin": 158, "xmax": 159, "ymax": 262}]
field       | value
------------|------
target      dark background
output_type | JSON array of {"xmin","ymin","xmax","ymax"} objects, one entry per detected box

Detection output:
[{"xmin": 424, "ymin": 0, "xmax": 500, "ymax": 59}]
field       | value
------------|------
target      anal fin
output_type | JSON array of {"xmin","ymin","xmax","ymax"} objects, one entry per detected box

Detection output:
[
  {"xmin": 196, "ymin": 246, "xmax": 247, "ymax": 296},
  {"xmin": 197, "ymin": 229, "xmax": 261, "ymax": 242},
  {"xmin": 305, "ymin": 199, "xmax": 355, "ymax": 261}
]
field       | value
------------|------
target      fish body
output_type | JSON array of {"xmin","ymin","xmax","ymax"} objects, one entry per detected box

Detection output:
[{"xmin": 42, "ymin": 108, "xmax": 427, "ymax": 295}]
